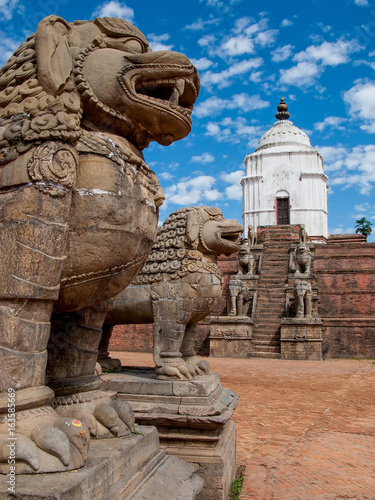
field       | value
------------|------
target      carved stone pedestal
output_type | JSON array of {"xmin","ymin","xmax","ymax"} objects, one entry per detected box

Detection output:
[
  {"xmin": 0, "ymin": 426, "xmax": 203, "ymax": 500},
  {"xmin": 102, "ymin": 370, "xmax": 239, "ymax": 500},
  {"xmin": 280, "ymin": 318, "xmax": 323, "ymax": 360},
  {"xmin": 209, "ymin": 316, "xmax": 253, "ymax": 358}
]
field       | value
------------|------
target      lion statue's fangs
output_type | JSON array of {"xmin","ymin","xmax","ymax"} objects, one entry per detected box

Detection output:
[
  {"xmin": 0, "ymin": 15, "xmax": 199, "ymax": 474},
  {"xmin": 101, "ymin": 206, "xmax": 243, "ymax": 381}
]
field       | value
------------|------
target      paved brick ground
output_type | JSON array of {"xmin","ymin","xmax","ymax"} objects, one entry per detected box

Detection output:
[{"xmin": 112, "ymin": 353, "xmax": 375, "ymax": 500}]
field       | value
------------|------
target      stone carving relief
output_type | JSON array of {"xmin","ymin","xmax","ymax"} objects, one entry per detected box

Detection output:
[
  {"xmin": 0, "ymin": 15, "xmax": 199, "ymax": 474},
  {"xmin": 294, "ymin": 281, "xmax": 313, "ymax": 318},
  {"xmin": 101, "ymin": 206, "xmax": 242, "ymax": 381},
  {"xmin": 237, "ymin": 240, "xmax": 254, "ymax": 275},
  {"xmin": 292, "ymin": 243, "xmax": 312, "ymax": 275},
  {"xmin": 227, "ymin": 279, "xmax": 252, "ymax": 317},
  {"xmin": 290, "ymin": 227, "xmax": 313, "ymax": 276},
  {"xmin": 285, "ymin": 280, "xmax": 319, "ymax": 319},
  {"xmin": 248, "ymin": 225, "xmax": 257, "ymax": 247}
]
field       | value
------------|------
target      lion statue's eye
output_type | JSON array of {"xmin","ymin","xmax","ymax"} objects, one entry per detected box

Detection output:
[{"xmin": 118, "ymin": 38, "xmax": 145, "ymax": 54}]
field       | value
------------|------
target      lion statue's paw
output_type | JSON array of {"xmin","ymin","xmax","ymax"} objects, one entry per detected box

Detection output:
[
  {"xmin": 97, "ymin": 356, "xmax": 122, "ymax": 373},
  {"xmin": 0, "ymin": 406, "xmax": 90, "ymax": 474},
  {"xmin": 155, "ymin": 359, "xmax": 195, "ymax": 380},
  {"xmin": 54, "ymin": 393, "xmax": 135, "ymax": 439},
  {"xmin": 183, "ymin": 356, "xmax": 210, "ymax": 376}
]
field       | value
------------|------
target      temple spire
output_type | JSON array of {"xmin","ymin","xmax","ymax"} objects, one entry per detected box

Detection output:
[{"xmin": 275, "ymin": 97, "xmax": 290, "ymax": 121}]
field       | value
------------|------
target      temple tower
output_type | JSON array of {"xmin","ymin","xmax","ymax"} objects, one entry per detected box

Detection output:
[{"xmin": 241, "ymin": 99, "xmax": 328, "ymax": 240}]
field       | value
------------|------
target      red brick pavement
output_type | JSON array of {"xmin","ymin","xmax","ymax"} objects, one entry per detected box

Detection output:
[{"xmin": 112, "ymin": 353, "xmax": 375, "ymax": 500}]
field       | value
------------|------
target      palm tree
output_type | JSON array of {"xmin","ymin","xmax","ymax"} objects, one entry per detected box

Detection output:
[{"xmin": 355, "ymin": 217, "xmax": 373, "ymax": 238}]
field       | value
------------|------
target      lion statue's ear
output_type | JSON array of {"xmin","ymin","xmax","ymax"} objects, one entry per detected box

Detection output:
[
  {"xmin": 36, "ymin": 15, "xmax": 76, "ymax": 94},
  {"xmin": 186, "ymin": 210, "xmax": 200, "ymax": 248}
]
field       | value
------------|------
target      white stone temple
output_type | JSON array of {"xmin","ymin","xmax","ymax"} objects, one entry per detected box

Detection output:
[{"xmin": 241, "ymin": 99, "xmax": 328, "ymax": 239}]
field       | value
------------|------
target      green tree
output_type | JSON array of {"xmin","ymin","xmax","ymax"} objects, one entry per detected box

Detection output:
[{"xmin": 355, "ymin": 217, "xmax": 373, "ymax": 238}]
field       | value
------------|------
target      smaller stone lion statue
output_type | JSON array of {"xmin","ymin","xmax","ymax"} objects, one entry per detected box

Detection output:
[
  {"xmin": 237, "ymin": 240, "xmax": 254, "ymax": 275},
  {"xmin": 227, "ymin": 278, "xmax": 252, "ymax": 316},
  {"xmin": 101, "ymin": 206, "xmax": 242, "ymax": 380},
  {"xmin": 292, "ymin": 243, "xmax": 312, "ymax": 275}
]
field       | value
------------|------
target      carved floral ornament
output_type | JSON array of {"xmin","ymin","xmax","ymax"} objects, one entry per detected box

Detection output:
[{"xmin": 27, "ymin": 141, "xmax": 78, "ymax": 197}]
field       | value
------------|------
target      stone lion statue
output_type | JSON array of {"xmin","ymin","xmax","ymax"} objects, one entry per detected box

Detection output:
[
  {"xmin": 237, "ymin": 240, "xmax": 254, "ymax": 275},
  {"xmin": 293, "ymin": 243, "xmax": 312, "ymax": 275},
  {"xmin": 0, "ymin": 16, "xmax": 199, "ymax": 473},
  {"xmin": 100, "ymin": 207, "xmax": 242, "ymax": 380}
]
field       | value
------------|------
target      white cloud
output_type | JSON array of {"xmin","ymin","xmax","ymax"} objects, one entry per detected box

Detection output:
[
  {"xmin": 184, "ymin": 17, "xmax": 220, "ymax": 30},
  {"xmin": 190, "ymin": 57, "xmax": 214, "ymax": 70},
  {"xmin": 92, "ymin": 1, "xmax": 134, "ymax": 22},
  {"xmin": 279, "ymin": 61, "xmax": 320, "ymax": 88},
  {"xmin": 198, "ymin": 34, "xmax": 216, "ymax": 48},
  {"xmin": 147, "ymin": 33, "xmax": 173, "ymax": 51},
  {"xmin": 195, "ymin": 93, "xmax": 269, "ymax": 118},
  {"xmin": 243, "ymin": 18, "xmax": 269, "ymax": 37},
  {"xmin": 343, "ymin": 80, "xmax": 375, "ymax": 132},
  {"xmin": 190, "ymin": 152, "xmax": 215, "ymax": 164},
  {"xmin": 232, "ymin": 17, "xmax": 254, "ymax": 34},
  {"xmin": 221, "ymin": 170, "xmax": 244, "ymax": 184},
  {"xmin": 294, "ymin": 39, "xmax": 361, "ymax": 67},
  {"xmin": 220, "ymin": 170, "xmax": 244, "ymax": 200},
  {"xmin": 255, "ymin": 29, "xmax": 279, "ymax": 47},
  {"xmin": 319, "ymin": 144, "xmax": 375, "ymax": 195},
  {"xmin": 281, "ymin": 18, "xmax": 294, "ymax": 27},
  {"xmin": 200, "ymin": 58, "xmax": 264, "ymax": 89},
  {"xmin": 222, "ymin": 35, "xmax": 255, "ymax": 56},
  {"xmin": 314, "ymin": 116, "xmax": 348, "ymax": 132},
  {"xmin": 164, "ymin": 176, "xmax": 222, "ymax": 205},
  {"xmin": 225, "ymin": 184, "xmax": 243, "ymax": 200},
  {"xmin": 317, "ymin": 23, "xmax": 332, "ymax": 33},
  {"xmin": 205, "ymin": 189, "xmax": 223, "ymax": 201},
  {"xmin": 205, "ymin": 116, "xmax": 265, "ymax": 146},
  {"xmin": 271, "ymin": 44, "xmax": 294, "ymax": 63},
  {"xmin": 317, "ymin": 145, "xmax": 348, "ymax": 165},
  {"xmin": 0, "ymin": 33, "xmax": 21, "ymax": 65},
  {"xmin": 329, "ymin": 225, "xmax": 355, "ymax": 235},
  {"xmin": 159, "ymin": 172, "xmax": 174, "ymax": 180},
  {"xmin": 0, "ymin": 0, "xmax": 20, "ymax": 20},
  {"xmin": 355, "ymin": 202, "xmax": 371, "ymax": 211},
  {"xmin": 220, "ymin": 17, "xmax": 278, "ymax": 57},
  {"xmin": 354, "ymin": 0, "xmax": 368, "ymax": 5}
]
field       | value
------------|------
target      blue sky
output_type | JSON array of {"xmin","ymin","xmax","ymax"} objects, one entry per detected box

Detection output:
[{"xmin": 2, "ymin": 0, "xmax": 375, "ymax": 239}]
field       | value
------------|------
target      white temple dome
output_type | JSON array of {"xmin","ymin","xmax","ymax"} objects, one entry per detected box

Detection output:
[{"xmin": 256, "ymin": 119, "xmax": 313, "ymax": 152}]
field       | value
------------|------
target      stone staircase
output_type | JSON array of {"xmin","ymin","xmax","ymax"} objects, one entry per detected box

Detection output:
[{"xmin": 252, "ymin": 226, "xmax": 300, "ymax": 358}]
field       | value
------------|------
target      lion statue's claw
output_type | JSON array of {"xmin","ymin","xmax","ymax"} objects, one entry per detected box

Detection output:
[
  {"xmin": 54, "ymin": 394, "xmax": 135, "ymax": 439},
  {"xmin": 98, "ymin": 357, "xmax": 122, "ymax": 373},
  {"xmin": 155, "ymin": 360, "xmax": 194, "ymax": 380},
  {"xmin": 0, "ymin": 408, "xmax": 90, "ymax": 474},
  {"xmin": 184, "ymin": 356, "xmax": 210, "ymax": 376}
]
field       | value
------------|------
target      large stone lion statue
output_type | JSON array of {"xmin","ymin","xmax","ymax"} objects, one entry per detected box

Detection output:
[
  {"xmin": 100, "ymin": 206, "xmax": 242, "ymax": 380},
  {"xmin": 0, "ymin": 16, "xmax": 199, "ymax": 473}
]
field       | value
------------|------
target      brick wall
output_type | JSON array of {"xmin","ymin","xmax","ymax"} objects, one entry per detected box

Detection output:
[
  {"xmin": 110, "ymin": 324, "xmax": 153, "ymax": 352},
  {"xmin": 314, "ymin": 235, "xmax": 375, "ymax": 359}
]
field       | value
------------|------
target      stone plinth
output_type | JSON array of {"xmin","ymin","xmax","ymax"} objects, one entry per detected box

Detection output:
[
  {"xmin": 0, "ymin": 426, "xmax": 203, "ymax": 500},
  {"xmin": 280, "ymin": 318, "xmax": 323, "ymax": 360},
  {"xmin": 101, "ymin": 370, "xmax": 238, "ymax": 500},
  {"xmin": 209, "ymin": 316, "xmax": 253, "ymax": 358}
]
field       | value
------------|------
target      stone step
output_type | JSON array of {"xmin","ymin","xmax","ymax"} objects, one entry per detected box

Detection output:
[
  {"xmin": 251, "ymin": 340, "xmax": 280, "ymax": 347},
  {"xmin": 254, "ymin": 310, "xmax": 284, "ymax": 316},
  {"xmin": 250, "ymin": 352, "xmax": 282, "ymax": 359}
]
